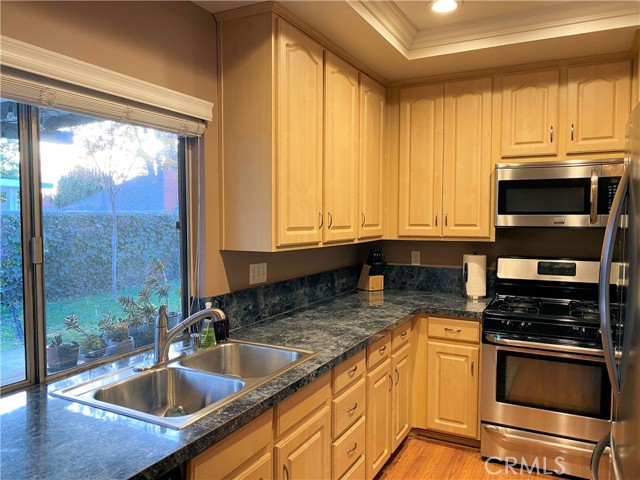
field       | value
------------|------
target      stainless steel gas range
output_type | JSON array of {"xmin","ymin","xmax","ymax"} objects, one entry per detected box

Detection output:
[{"xmin": 480, "ymin": 257, "xmax": 619, "ymax": 479}]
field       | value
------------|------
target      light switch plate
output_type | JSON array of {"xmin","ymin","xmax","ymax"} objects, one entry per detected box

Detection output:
[
  {"xmin": 249, "ymin": 263, "xmax": 267, "ymax": 285},
  {"xmin": 411, "ymin": 251, "xmax": 421, "ymax": 266}
]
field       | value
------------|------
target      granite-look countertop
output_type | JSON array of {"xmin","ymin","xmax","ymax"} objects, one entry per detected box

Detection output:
[{"xmin": 0, "ymin": 290, "xmax": 488, "ymax": 480}]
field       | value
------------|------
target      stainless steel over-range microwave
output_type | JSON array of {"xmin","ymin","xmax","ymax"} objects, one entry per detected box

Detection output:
[{"xmin": 495, "ymin": 158, "xmax": 626, "ymax": 227}]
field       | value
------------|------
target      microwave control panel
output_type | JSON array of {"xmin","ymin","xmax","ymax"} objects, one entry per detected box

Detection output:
[{"xmin": 598, "ymin": 177, "xmax": 621, "ymax": 214}]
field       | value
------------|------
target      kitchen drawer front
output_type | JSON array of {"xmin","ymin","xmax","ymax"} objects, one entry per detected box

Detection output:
[
  {"xmin": 338, "ymin": 455, "xmax": 365, "ymax": 480},
  {"xmin": 276, "ymin": 373, "xmax": 331, "ymax": 438},
  {"xmin": 428, "ymin": 317, "xmax": 479, "ymax": 343},
  {"xmin": 332, "ymin": 377, "xmax": 366, "ymax": 438},
  {"xmin": 333, "ymin": 350, "xmax": 366, "ymax": 395},
  {"xmin": 332, "ymin": 416, "xmax": 366, "ymax": 480},
  {"xmin": 392, "ymin": 322, "xmax": 411, "ymax": 351},
  {"xmin": 367, "ymin": 333, "xmax": 391, "ymax": 368}
]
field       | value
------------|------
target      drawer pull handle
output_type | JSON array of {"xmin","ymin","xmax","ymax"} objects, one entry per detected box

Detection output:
[
  {"xmin": 283, "ymin": 465, "xmax": 289, "ymax": 480},
  {"xmin": 378, "ymin": 345, "xmax": 387, "ymax": 354},
  {"xmin": 347, "ymin": 365, "xmax": 358, "ymax": 376},
  {"xmin": 401, "ymin": 331, "xmax": 407, "ymax": 338},
  {"xmin": 347, "ymin": 442, "xmax": 358, "ymax": 454},
  {"xmin": 347, "ymin": 403, "xmax": 358, "ymax": 415},
  {"xmin": 444, "ymin": 327, "xmax": 462, "ymax": 334}
]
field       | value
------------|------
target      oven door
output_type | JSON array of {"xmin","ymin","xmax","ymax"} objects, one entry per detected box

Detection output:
[
  {"xmin": 481, "ymin": 335, "xmax": 612, "ymax": 442},
  {"xmin": 495, "ymin": 163, "xmax": 623, "ymax": 227}
]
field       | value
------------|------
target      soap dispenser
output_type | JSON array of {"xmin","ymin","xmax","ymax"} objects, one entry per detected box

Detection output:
[{"xmin": 201, "ymin": 302, "xmax": 217, "ymax": 349}]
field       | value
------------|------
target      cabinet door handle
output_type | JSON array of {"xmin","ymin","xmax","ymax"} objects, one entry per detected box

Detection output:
[
  {"xmin": 347, "ymin": 442, "xmax": 358, "ymax": 455},
  {"xmin": 445, "ymin": 213, "xmax": 448, "ymax": 227},
  {"xmin": 401, "ymin": 331, "xmax": 407, "ymax": 338},
  {"xmin": 347, "ymin": 365, "xmax": 358, "ymax": 376},
  {"xmin": 571, "ymin": 123, "xmax": 575, "ymax": 141},
  {"xmin": 319, "ymin": 212, "xmax": 323, "ymax": 228},
  {"xmin": 550, "ymin": 125, "xmax": 554, "ymax": 143},
  {"xmin": 471, "ymin": 360, "xmax": 475, "ymax": 377},
  {"xmin": 378, "ymin": 345, "xmax": 387, "ymax": 354},
  {"xmin": 444, "ymin": 327, "xmax": 462, "ymax": 334},
  {"xmin": 347, "ymin": 403, "xmax": 358, "ymax": 415},
  {"xmin": 395, "ymin": 368, "xmax": 400, "ymax": 385},
  {"xmin": 361, "ymin": 212, "xmax": 366, "ymax": 227},
  {"xmin": 435, "ymin": 213, "xmax": 438, "ymax": 226},
  {"xmin": 328, "ymin": 211, "xmax": 333, "ymax": 229},
  {"xmin": 388, "ymin": 374, "xmax": 393, "ymax": 391},
  {"xmin": 283, "ymin": 464, "xmax": 289, "ymax": 480}
]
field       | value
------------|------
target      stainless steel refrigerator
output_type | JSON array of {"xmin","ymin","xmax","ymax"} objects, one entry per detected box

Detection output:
[{"xmin": 593, "ymin": 103, "xmax": 640, "ymax": 479}]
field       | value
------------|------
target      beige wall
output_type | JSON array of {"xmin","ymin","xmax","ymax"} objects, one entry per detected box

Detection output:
[{"xmin": 1, "ymin": 1, "xmax": 364, "ymax": 297}]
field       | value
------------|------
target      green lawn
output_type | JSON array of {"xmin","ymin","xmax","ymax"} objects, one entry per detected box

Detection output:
[{"xmin": 0, "ymin": 280, "xmax": 180, "ymax": 350}]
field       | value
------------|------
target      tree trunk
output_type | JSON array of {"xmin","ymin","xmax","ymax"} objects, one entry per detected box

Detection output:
[{"xmin": 110, "ymin": 192, "xmax": 118, "ymax": 300}]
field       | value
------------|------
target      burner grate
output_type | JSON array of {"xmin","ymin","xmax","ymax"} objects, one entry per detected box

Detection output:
[{"xmin": 498, "ymin": 296, "xmax": 542, "ymax": 314}]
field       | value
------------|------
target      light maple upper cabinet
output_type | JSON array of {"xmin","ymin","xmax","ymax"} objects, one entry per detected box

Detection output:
[
  {"xmin": 219, "ymin": 13, "xmax": 324, "ymax": 251},
  {"xmin": 324, "ymin": 52, "xmax": 359, "ymax": 244},
  {"xmin": 398, "ymin": 78, "xmax": 492, "ymax": 240},
  {"xmin": 500, "ymin": 69, "xmax": 559, "ymax": 157},
  {"xmin": 566, "ymin": 61, "xmax": 631, "ymax": 153},
  {"xmin": 398, "ymin": 83, "xmax": 444, "ymax": 238},
  {"xmin": 359, "ymin": 74, "xmax": 386, "ymax": 240}
]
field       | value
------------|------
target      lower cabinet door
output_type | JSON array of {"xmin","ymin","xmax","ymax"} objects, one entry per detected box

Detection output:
[
  {"xmin": 392, "ymin": 343, "xmax": 411, "ymax": 450},
  {"xmin": 426, "ymin": 340, "xmax": 479, "ymax": 438},
  {"xmin": 275, "ymin": 406, "xmax": 331, "ymax": 480},
  {"xmin": 366, "ymin": 357, "xmax": 392, "ymax": 480}
]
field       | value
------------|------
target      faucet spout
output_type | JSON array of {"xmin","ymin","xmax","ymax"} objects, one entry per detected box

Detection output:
[{"xmin": 153, "ymin": 305, "xmax": 226, "ymax": 365}]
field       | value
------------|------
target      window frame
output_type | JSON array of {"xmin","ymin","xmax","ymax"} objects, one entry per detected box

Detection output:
[{"xmin": 1, "ymin": 104, "xmax": 191, "ymax": 393}]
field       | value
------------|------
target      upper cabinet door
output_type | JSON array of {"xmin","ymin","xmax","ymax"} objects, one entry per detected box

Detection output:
[
  {"xmin": 501, "ymin": 69, "xmax": 559, "ymax": 157},
  {"xmin": 323, "ymin": 52, "xmax": 359, "ymax": 244},
  {"xmin": 359, "ymin": 74, "xmax": 386, "ymax": 240},
  {"xmin": 442, "ymin": 77, "xmax": 492, "ymax": 239},
  {"xmin": 275, "ymin": 19, "xmax": 324, "ymax": 248},
  {"xmin": 566, "ymin": 61, "xmax": 631, "ymax": 154},
  {"xmin": 398, "ymin": 83, "xmax": 444, "ymax": 238}
]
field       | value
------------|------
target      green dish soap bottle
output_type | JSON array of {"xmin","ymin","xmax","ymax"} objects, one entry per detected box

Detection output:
[{"xmin": 201, "ymin": 302, "xmax": 217, "ymax": 349}]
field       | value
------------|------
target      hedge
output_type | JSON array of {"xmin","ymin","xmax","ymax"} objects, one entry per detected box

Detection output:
[{"xmin": 1, "ymin": 212, "xmax": 180, "ymax": 303}]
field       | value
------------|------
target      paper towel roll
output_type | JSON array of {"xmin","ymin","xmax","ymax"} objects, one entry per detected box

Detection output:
[{"xmin": 463, "ymin": 254, "xmax": 486, "ymax": 299}]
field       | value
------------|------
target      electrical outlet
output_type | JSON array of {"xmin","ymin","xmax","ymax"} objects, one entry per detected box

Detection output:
[
  {"xmin": 411, "ymin": 251, "xmax": 421, "ymax": 266},
  {"xmin": 249, "ymin": 263, "xmax": 267, "ymax": 285}
]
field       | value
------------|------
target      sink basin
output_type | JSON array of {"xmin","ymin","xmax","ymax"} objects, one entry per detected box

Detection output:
[
  {"xmin": 51, "ymin": 340, "xmax": 315, "ymax": 429},
  {"xmin": 179, "ymin": 341, "xmax": 313, "ymax": 379},
  {"xmin": 52, "ymin": 367, "xmax": 246, "ymax": 429}
]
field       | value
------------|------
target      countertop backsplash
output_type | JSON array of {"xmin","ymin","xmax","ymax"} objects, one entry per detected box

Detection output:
[{"xmin": 197, "ymin": 263, "xmax": 495, "ymax": 332}]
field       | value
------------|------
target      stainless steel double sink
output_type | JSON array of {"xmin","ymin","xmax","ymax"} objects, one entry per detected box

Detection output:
[{"xmin": 51, "ymin": 340, "xmax": 316, "ymax": 429}]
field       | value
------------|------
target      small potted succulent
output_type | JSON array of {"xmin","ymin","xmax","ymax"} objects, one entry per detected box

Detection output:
[
  {"xmin": 64, "ymin": 314, "xmax": 106, "ymax": 364},
  {"xmin": 46, "ymin": 332, "xmax": 79, "ymax": 373},
  {"xmin": 98, "ymin": 312, "xmax": 135, "ymax": 356}
]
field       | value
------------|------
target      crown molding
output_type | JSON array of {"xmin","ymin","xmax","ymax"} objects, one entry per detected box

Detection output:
[
  {"xmin": 0, "ymin": 35, "xmax": 214, "ymax": 121},
  {"xmin": 348, "ymin": 1, "xmax": 640, "ymax": 61}
]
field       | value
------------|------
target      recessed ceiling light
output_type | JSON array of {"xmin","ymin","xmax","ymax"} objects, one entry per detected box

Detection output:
[{"xmin": 431, "ymin": 0, "xmax": 458, "ymax": 13}]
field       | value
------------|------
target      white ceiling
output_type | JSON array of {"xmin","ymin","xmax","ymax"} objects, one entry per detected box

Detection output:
[{"xmin": 195, "ymin": 0, "xmax": 640, "ymax": 82}]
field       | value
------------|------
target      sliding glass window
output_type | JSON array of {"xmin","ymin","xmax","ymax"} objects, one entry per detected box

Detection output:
[{"xmin": 0, "ymin": 101, "xmax": 186, "ymax": 389}]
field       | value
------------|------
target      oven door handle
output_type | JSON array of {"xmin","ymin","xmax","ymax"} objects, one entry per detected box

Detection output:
[
  {"xmin": 483, "ymin": 425, "xmax": 595, "ymax": 456},
  {"xmin": 484, "ymin": 334, "xmax": 604, "ymax": 356},
  {"xmin": 590, "ymin": 432, "xmax": 610, "ymax": 480},
  {"xmin": 599, "ymin": 168, "xmax": 628, "ymax": 398}
]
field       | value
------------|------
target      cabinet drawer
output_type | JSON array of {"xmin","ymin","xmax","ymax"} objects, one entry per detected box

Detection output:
[
  {"xmin": 276, "ymin": 373, "xmax": 331, "ymax": 438},
  {"xmin": 428, "ymin": 317, "xmax": 479, "ymax": 343},
  {"xmin": 367, "ymin": 333, "xmax": 391, "ymax": 368},
  {"xmin": 188, "ymin": 409, "xmax": 273, "ymax": 480},
  {"xmin": 333, "ymin": 350, "xmax": 366, "ymax": 395},
  {"xmin": 392, "ymin": 323, "xmax": 411, "ymax": 351},
  {"xmin": 332, "ymin": 416, "xmax": 366, "ymax": 480},
  {"xmin": 338, "ymin": 455, "xmax": 365, "ymax": 480},
  {"xmin": 332, "ymin": 377, "xmax": 366, "ymax": 438}
]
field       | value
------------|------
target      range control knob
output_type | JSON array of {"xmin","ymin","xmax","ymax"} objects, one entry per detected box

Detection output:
[{"xmin": 517, "ymin": 321, "xmax": 531, "ymax": 331}]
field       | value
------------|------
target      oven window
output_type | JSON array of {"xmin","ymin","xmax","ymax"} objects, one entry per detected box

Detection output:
[
  {"xmin": 498, "ymin": 179, "xmax": 590, "ymax": 215},
  {"xmin": 496, "ymin": 351, "xmax": 611, "ymax": 419}
]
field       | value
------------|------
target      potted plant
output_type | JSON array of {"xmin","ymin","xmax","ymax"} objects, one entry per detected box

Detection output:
[
  {"xmin": 46, "ymin": 332, "xmax": 79, "ymax": 373},
  {"xmin": 98, "ymin": 312, "xmax": 135, "ymax": 356},
  {"xmin": 64, "ymin": 314, "xmax": 106, "ymax": 364},
  {"xmin": 147, "ymin": 259, "xmax": 182, "ymax": 328}
]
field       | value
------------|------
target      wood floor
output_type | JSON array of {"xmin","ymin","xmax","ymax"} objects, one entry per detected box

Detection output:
[{"xmin": 378, "ymin": 436, "xmax": 554, "ymax": 480}]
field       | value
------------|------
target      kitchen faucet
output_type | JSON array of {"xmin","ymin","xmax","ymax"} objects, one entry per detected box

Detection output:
[{"xmin": 153, "ymin": 304, "xmax": 227, "ymax": 366}]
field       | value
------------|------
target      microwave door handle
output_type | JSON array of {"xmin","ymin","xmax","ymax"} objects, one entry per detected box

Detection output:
[
  {"xmin": 590, "ymin": 169, "xmax": 599, "ymax": 224},
  {"xmin": 599, "ymin": 169, "xmax": 628, "ymax": 397}
]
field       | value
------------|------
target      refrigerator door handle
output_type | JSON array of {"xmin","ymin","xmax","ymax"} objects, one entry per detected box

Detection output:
[
  {"xmin": 599, "ymin": 169, "xmax": 629, "ymax": 397},
  {"xmin": 590, "ymin": 432, "xmax": 610, "ymax": 480}
]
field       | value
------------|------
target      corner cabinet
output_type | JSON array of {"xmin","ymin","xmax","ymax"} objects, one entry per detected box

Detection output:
[{"xmin": 398, "ymin": 78, "xmax": 492, "ymax": 240}]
